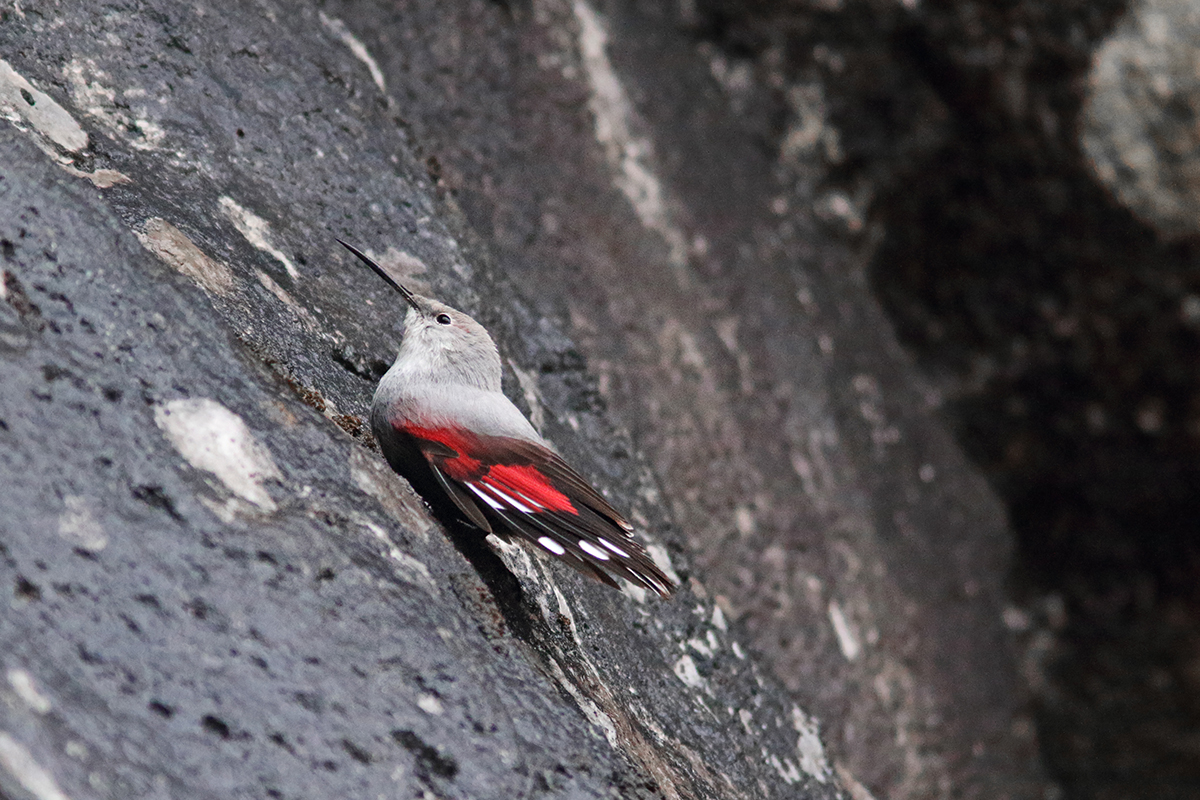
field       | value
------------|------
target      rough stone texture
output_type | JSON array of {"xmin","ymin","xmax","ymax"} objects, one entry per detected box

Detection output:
[
  {"xmin": 317, "ymin": 1, "xmax": 1045, "ymax": 799},
  {"xmin": 1083, "ymin": 0, "xmax": 1200, "ymax": 239},
  {"xmin": 0, "ymin": 4, "xmax": 844, "ymax": 799},
  {"xmin": 0, "ymin": 1, "xmax": 1047, "ymax": 800},
  {"xmin": 685, "ymin": 0, "xmax": 1200, "ymax": 799}
]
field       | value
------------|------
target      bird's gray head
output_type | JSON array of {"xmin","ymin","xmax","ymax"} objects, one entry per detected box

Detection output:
[{"xmin": 340, "ymin": 240, "xmax": 502, "ymax": 391}]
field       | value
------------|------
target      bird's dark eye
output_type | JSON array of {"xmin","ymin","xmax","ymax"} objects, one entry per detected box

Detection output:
[{"xmin": 436, "ymin": 313, "xmax": 452, "ymax": 325}]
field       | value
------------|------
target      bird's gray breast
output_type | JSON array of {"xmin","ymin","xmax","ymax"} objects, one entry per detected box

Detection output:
[{"xmin": 373, "ymin": 377, "xmax": 543, "ymax": 444}]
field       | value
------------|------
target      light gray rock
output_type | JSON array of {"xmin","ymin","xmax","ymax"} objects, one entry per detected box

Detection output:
[{"xmin": 1083, "ymin": 0, "xmax": 1200, "ymax": 238}]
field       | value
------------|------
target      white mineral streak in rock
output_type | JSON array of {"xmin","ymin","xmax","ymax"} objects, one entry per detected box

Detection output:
[
  {"xmin": 416, "ymin": 694, "xmax": 444, "ymax": 715},
  {"xmin": 836, "ymin": 761, "xmax": 879, "ymax": 800},
  {"xmin": 154, "ymin": 398, "xmax": 281, "ymax": 511},
  {"xmin": 688, "ymin": 630, "xmax": 719, "ymax": 658},
  {"xmin": 319, "ymin": 11, "xmax": 387, "ymax": 93},
  {"xmin": 508, "ymin": 363, "xmax": 546, "ymax": 432},
  {"xmin": 828, "ymin": 599, "xmax": 862, "ymax": 661},
  {"xmin": 64, "ymin": 58, "xmax": 165, "ymax": 152},
  {"xmin": 255, "ymin": 269, "xmax": 319, "ymax": 330},
  {"xmin": 6, "ymin": 669, "xmax": 52, "ymax": 715},
  {"xmin": 0, "ymin": 59, "xmax": 129, "ymax": 187},
  {"xmin": 0, "ymin": 733, "xmax": 73, "ymax": 800},
  {"xmin": 504, "ymin": 559, "xmax": 623, "ymax": 747},
  {"xmin": 711, "ymin": 604, "xmax": 727, "ymax": 631},
  {"xmin": 359, "ymin": 245, "xmax": 430, "ymax": 290},
  {"xmin": 0, "ymin": 59, "xmax": 88, "ymax": 152},
  {"xmin": 781, "ymin": 80, "xmax": 842, "ymax": 166},
  {"xmin": 348, "ymin": 448, "xmax": 435, "ymax": 542},
  {"xmin": 571, "ymin": 0, "xmax": 689, "ymax": 274},
  {"xmin": 672, "ymin": 654, "xmax": 704, "ymax": 689},
  {"xmin": 135, "ymin": 218, "xmax": 236, "ymax": 297},
  {"xmin": 645, "ymin": 543, "xmax": 681, "ymax": 586},
  {"xmin": 546, "ymin": 656, "xmax": 621, "ymax": 748},
  {"xmin": 57, "ymin": 495, "xmax": 108, "ymax": 552},
  {"xmin": 765, "ymin": 748, "xmax": 803, "ymax": 785},
  {"xmin": 218, "ymin": 196, "xmax": 300, "ymax": 280},
  {"xmin": 353, "ymin": 514, "xmax": 437, "ymax": 593},
  {"xmin": 792, "ymin": 705, "xmax": 833, "ymax": 782}
]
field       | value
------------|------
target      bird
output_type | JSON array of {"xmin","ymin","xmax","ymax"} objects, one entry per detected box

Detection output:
[{"xmin": 340, "ymin": 239, "xmax": 674, "ymax": 598}]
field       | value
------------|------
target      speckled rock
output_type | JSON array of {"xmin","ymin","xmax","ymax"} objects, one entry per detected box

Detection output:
[
  {"xmin": 0, "ymin": 1, "xmax": 1043, "ymax": 799},
  {"xmin": 1083, "ymin": 0, "xmax": 1200, "ymax": 238},
  {"xmin": 0, "ymin": 3, "xmax": 843, "ymax": 799},
  {"xmin": 311, "ymin": 1, "xmax": 1045, "ymax": 798}
]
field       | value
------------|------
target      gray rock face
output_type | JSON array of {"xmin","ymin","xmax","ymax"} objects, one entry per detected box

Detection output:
[
  {"xmin": 0, "ymin": 1, "xmax": 1039, "ymax": 799},
  {"xmin": 328, "ymin": 1, "xmax": 1044, "ymax": 798},
  {"xmin": 1083, "ymin": 0, "xmax": 1200, "ymax": 238},
  {"xmin": 0, "ymin": 5, "xmax": 840, "ymax": 799}
]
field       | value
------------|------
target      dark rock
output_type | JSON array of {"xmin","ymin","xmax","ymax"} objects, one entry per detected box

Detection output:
[
  {"xmin": 311, "ymin": 0, "xmax": 1045, "ymax": 798},
  {"xmin": 685, "ymin": 0, "xmax": 1200, "ymax": 799},
  {"xmin": 0, "ymin": 3, "xmax": 847, "ymax": 799}
]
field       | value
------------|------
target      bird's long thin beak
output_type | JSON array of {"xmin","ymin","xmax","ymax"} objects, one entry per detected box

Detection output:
[{"xmin": 337, "ymin": 238, "xmax": 421, "ymax": 311}]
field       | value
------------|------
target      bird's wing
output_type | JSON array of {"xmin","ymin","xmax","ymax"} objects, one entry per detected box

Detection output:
[{"xmin": 399, "ymin": 422, "xmax": 674, "ymax": 597}]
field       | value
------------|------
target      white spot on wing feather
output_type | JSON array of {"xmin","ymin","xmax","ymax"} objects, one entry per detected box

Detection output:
[
  {"xmin": 598, "ymin": 537, "xmax": 629, "ymax": 558},
  {"xmin": 578, "ymin": 540, "xmax": 610, "ymax": 561},
  {"xmin": 538, "ymin": 536, "xmax": 566, "ymax": 555},
  {"xmin": 466, "ymin": 482, "xmax": 504, "ymax": 510},
  {"xmin": 481, "ymin": 481, "xmax": 533, "ymax": 513}
]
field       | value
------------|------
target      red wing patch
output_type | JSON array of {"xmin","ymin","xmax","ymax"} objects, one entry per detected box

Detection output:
[
  {"xmin": 480, "ymin": 464, "xmax": 575, "ymax": 514},
  {"xmin": 397, "ymin": 422, "xmax": 674, "ymax": 597},
  {"xmin": 401, "ymin": 425, "xmax": 572, "ymax": 512},
  {"xmin": 399, "ymin": 425, "xmax": 482, "ymax": 481}
]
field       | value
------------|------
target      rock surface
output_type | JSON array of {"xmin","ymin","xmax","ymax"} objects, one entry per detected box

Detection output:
[
  {"xmin": 0, "ymin": 4, "xmax": 839, "ymax": 799},
  {"xmin": 0, "ymin": 2, "xmax": 1043, "ymax": 799},
  {"xmin": 1083, "ymin": 0, "xmax": 1200, "ymax": 239},
  {"xmin": 331, "ymin": 1, "xmax": 1045, "ymax": 798},
  {"xmin": 711, "ymin": 0, "xmax": 1200, "ymax": 797}
]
